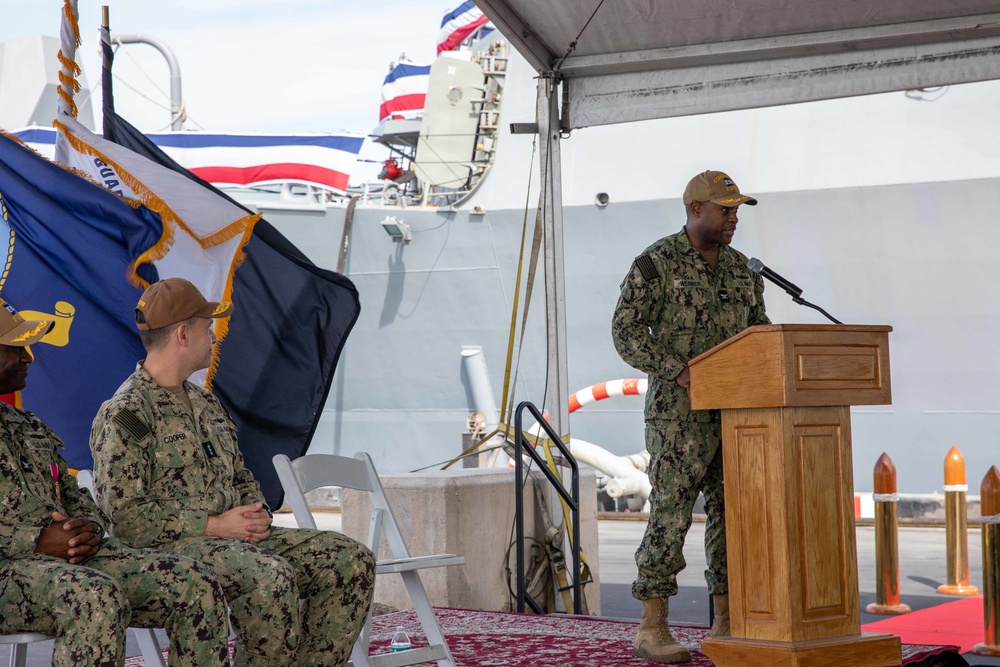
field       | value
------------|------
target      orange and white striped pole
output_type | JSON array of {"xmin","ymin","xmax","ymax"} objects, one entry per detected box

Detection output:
[
  {"xmin": 865, "ymin": 453, "xmax": 911, "ymax": 614},
  {"xmin": 567, "ymin": 378, "xmax": 647, "ymax": 413},
  {"xmin": 973, "ymin": 466, "xmax": 1000, "ymax": 657},
  {"xmin": 938, "ymin": 446, "xmax": 979, "ymax": 595},
  {"xmin": 512, "ymin": 379, "xmax": 647, "ymax": 466}
]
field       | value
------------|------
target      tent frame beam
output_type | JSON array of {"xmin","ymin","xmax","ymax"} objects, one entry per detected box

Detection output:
[
  {"xmin": 476, "ymin": 0, "xmax": 558, "ymax": 72},
  {"xmin": 556, "ymin": 13, "xmax": 1000, "ymax": 78}
]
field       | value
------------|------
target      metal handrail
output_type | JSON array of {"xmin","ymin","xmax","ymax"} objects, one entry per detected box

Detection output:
[{"xmin": 513, "ymin": 400, "xmax": 581, "ymax": 614}]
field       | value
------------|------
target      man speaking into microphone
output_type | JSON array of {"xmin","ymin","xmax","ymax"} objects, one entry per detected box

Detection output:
[{"xmin": 612, "ymin": 170, "xmax": 770, "ymax": 663}]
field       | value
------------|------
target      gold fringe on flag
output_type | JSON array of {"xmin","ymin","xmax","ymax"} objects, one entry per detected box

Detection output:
[
  {"xmin": 47, "ymin": 118, "xmax": 262, "ymax": 389},
  {"xmin": 204, "ymin": 218, "xmax": 259, "ymax": 389},
  {"xmin": 1, "ymin": 127, "xmax": 137, "ymax": 204},
  {"xmin": 56, "ymin": 0, "xmax": 82, "ymax": 120},
  {"xmin": 129, "ymin": 221, "xmax": 176, "ymax": 289},
  {"xmin": 56, "ymin": 87, "xmax": 79, "ymax": 121},
  {"xmin": 200, "ymin": 211, "xmax": 262, "ymax": 248},
  {"xmin": 2, "ymin": 129, "xmax": 49, "ymax": 161},
  {"xmin": 62, "ymin": 0, "xmax": 81, "ymax": 46},
  {"xmin": 57, "ymin": 70, "xmax": 82, "ymax": 94},
  {"xmin": 56, "ymin": 50, "xmax": 81, "ymax": 76},
  {"xmin": 0, "ymin": 194, "xmax": 12, "ymax": 294},
  {"xmin": 52, "ymin": 121, "xmax": 258, "ymax": 288}
]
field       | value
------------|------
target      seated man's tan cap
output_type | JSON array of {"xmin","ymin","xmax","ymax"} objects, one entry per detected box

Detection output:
[
  {"xmin": 683, "ymin": 170, "xmax": 758, "ymax": 207},
  {"xmin": 135, "ymin": 277, "xmax": 233, "ymax": 331},
  {"xmin": 0, "ymin": 298, "xmax": 55, "ymax": 346}
]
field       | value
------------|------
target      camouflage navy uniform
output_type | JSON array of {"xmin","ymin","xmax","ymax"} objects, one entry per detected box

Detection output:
[
  {"xmin": 611, "ymin": 228, "xmax": 769, "ymax": 601},
  {"xmin": 0, "ymin": 401, "xmax": 230, "ymax": 667},
  {"xmin": 90, "ymin": 364, "xmax": 376, "ymax": 667}
]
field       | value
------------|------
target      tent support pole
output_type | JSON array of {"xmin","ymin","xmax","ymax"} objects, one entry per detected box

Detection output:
[{"xmin": 537, "ymin": 74, "xmax": 570, "ymax": 447}]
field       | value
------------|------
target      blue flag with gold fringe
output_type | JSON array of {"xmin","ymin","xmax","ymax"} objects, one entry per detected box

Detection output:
[{"xmin": 0, "ymin": 132, "xmax": 163, "ymax": 468}]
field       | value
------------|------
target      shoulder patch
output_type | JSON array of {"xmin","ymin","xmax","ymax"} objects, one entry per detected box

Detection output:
[
  {"xmin": 634, "ymin": 255, "xmax": 659, "ymax": 282},
  {"xmin": 113, "ymin": 409, "xmax": 151, "ymax": 442}
]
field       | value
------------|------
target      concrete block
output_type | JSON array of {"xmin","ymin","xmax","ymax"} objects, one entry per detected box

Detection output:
[{"xmin": 340, "ymin": 466, "xmax": 600, "ymax": 614}]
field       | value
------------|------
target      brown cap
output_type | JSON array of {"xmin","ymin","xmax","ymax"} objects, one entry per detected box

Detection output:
[
  {"xmin": 135, "ymin": 277, "xmax": 233, "ymax": 331},
  {"xmin": 0, "ymin": 297, "xmax": 54, "ymax": 346},
  {"xmin": 682, "ymin": 170, "xmax": 757, "ymax": 207}
]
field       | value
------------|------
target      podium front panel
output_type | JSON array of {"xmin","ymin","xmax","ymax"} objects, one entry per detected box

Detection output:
[
  {"xmin": 786, "ymin": 332, "xmax": 889, "ymax": 406},
  {"xmin": 791, "ymin": 419, "xmax": 857, "ymax": 630},
  {"xmin": 723, "ymin": 406, "xmax": 860, "ymax": 643}
]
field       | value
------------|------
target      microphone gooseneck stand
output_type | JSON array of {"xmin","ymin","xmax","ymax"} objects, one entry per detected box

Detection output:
[
  {"xmin": 747, "ymin": 257, "xmax": 843, "ymax": 324},
  {"xmin": 791, "ymin": 295, "xmax": 842, "ymax": 325}
]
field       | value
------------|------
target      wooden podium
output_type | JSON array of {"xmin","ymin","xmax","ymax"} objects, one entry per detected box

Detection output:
[{"xmin": 690, "ymin": 325, "xmax": 901, "ymax": 667}]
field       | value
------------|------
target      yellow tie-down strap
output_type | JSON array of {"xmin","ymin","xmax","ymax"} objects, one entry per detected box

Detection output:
[
  {"xmin": 446, "ymin": 421, "xmax": 594, "ymax": 600},
  {"xmin": 533, "ymin": 428, "xmax": 594, "ymax": 597}
]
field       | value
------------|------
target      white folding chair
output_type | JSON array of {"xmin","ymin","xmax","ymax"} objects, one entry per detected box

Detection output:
[
  {"xmin": 0, "ymin": 632, "xmax": 51, "ymax": 667},
  {"xmin": 76, "ymin": 471, "xmax": 168, "ymax": 667},
  {"xmin": 273, "ymin": 452, "xmax": 465, "ymax": 667}
]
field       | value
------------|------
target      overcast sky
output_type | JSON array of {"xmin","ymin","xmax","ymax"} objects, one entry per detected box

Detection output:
[{"xmin": 3, "ymin": 1, "xmax": 451, "ymax": 143}]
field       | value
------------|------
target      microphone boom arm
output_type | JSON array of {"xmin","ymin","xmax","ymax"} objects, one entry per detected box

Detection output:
[
  {"xmin": 791, "ymin": 296, "xmax": 842, "ymax": 325},
  {"xmin": 747, "ymin": 257, "xmax": 843, "ymax": 324}
]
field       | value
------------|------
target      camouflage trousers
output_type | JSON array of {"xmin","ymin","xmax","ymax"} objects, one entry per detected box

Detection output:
[
  {"xmin": 632, "ymin": 415, "xmax": 727, "ymax": 601},
  {"xmin": 167, "ymin": 525, "xmax": 375, "ymax": 667},
  {"xmin": 0, "ymin": 539, "xmax": 230, "ymax": 667}
]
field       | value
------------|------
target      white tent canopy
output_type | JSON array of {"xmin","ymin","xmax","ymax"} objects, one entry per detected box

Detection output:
[
  {"xmin": 477, "ymin": 0, "xmax": 1000, "ymax": 127},
  {"xmin": 472, "ymin": 0, "xmax": 1000, "ymax": 441}
]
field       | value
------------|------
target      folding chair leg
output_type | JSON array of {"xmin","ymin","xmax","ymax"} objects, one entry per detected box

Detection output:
[
  {"xmin": 349, "ymin": 594, "xmax": 376, "ymax": 667},
  {"xmin": 400, "ymin": 571, "xmax": 455, "ymax": 667},
  {"xmin": 133, "ymin": 628, "xmax": 166, "ymax": 667},
  {"xmin": 350, "ymin": 638, "xmax": 371, "ymax": 667},
  {"xmin": 9, "ymin": 644, "xmax": 27, "ymax": 667}
]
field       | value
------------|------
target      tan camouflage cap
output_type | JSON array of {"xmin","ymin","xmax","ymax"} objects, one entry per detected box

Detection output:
[
  {"xmin": 682, "ymin": 170, "xmax": 758, "ymax": 207},
  {"xmin": 135, "ymin": 277, "xmax": 233, "ymax": 331},
  {"xmin": 0, "ymin": 297, "xmax": 54, "ymax": 346}
]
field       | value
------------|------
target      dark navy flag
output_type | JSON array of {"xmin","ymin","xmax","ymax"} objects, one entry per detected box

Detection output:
[
  {"xmin": 0, "ymin": 133, "xmax": 162, "ymax": 468},
  {"xmin": 102, "ymin": 99, "xmax": 361, "ymax": 509}
]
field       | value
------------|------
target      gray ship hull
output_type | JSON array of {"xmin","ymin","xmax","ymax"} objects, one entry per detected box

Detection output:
[{"xmin": 249, "ymin": 171, "xmax": 1000, "ymax": 496}]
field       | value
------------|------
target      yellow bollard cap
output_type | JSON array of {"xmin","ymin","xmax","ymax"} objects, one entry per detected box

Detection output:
[{"xmin": 943, "ymin": 445, "xmax": 966, "ymax": 486}]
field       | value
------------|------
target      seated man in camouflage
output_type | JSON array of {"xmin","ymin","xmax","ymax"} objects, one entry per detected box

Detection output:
[
  {"xmin": 90, "ymin": 277, "xmax": 375, "ymax": 667},
  {"xmin": 0, "ymin": 296, "xmax": 230, "ymax": 667}
]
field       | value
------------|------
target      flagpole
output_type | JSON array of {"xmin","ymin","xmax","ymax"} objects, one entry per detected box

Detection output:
[
  {"xmin": 54, "ymin": 0, "xmax": 81, "ymax": 163},
  {"xmin": 101, "ymin": 6, "xmax": 115, "ymax": 117}
]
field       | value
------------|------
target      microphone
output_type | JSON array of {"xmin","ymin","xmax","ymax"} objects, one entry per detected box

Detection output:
[
  {"xmin": 747, "ymin": 258, "xmax": 803, "ymax": 298},
  {"xmin": 746, "ymin": 257, "xmax": 842, "ymax": 324}
]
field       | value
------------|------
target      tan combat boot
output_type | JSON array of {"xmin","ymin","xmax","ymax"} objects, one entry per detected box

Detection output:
[
  {"xmin": 709, "ymin": 593, "xmax": 730, "ymax": 638},
  {"xmin": 633, "ymin": 597, "xmax": 692, "ymax": 663}
]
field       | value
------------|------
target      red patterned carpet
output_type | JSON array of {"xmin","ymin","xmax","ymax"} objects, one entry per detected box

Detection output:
[
  {"xmin": 124, "ymin": 607, "xmax": 961, "ymax": 666},
  {"xmin": 365, "ymin": 608, "xmax": 957, "ymax": 667}
]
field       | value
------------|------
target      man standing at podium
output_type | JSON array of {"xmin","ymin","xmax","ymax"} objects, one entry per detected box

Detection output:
[{"xmin": 612, "ymin": 170, "xmax": 769, "ymax": 663}]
